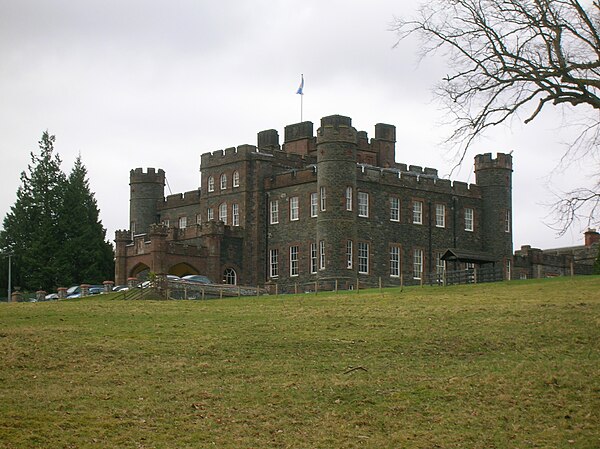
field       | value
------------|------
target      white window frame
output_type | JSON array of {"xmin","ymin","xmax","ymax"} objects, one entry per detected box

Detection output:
[
  {"xmin": 207, "ymin": 208, "xmax": 214, "ymax": 221},
  {"xmin": 269, "ymin": 249, "xmax": 278, "ymax": 278},
  {"xmin": 358, "ymin": 242, "xmax": 369, "ymax": 274},
  {"xmin": 224, "ymin": 268, "xmax": 237, "ymax": 285},
  {"xmin": 320, "ymin": 187, "xmax": 326, "ymax": 211},
  {"xmin": 505, "ymin": 210, "xmax": 511, "ymax": 233},
  {"xmin": 310, "ymin": 242, "xmax": 317, "ymax": 274},
  {"xmin": 465, "ymin": 208, "xmax": 474, "ymax": 231},
  {"xmin": 232, "ymin": 170, "xmax": 240, "ymax": 188},
  {"xmin": 436, "ymin": 252, "xmax": 446, "ymax": 276},
  {"xmin": 390, "ymin": 245, "xmax": 400, "ymax": 277},
  {"xmin": 179, "ymin": 216, "xmax": 187, "ymax": 229},
  {"xmin": 390, "ymin": 197, "xmax": 400, "ymax": 222},
  {"xmin": 310, "ymin": 192, "xmax": 318, "ymax": 217},
  {"xmin": 270, "ymin": 200, "xmax": 279, "ymax": 224},
  {"xmin": 220, "ymin": 173, "xmax": 227, "ymax": 190},
  {"xmin": 346, "ymin": 186, "xmax": 353, "ymax": 211},
  {"xmin": 207, "ymin": 176, "xmax": 215, "ymax": 192},
  {"xmin": 413, "ymin": 201, "xmax": 423, "ymax": 225},
  {"xmin": 232, "ymin": 203, "xmax": 239, "ymax": 226},
  {"xmin": 413, "ymin": 248, "xmax": 423, "ymax": 279},
  {"xmin": 346, "ymin": 240, "xmax": 353, "ymax": 269},
  {"xmin": 290, "ymin": 196, "xmax": 299, "ymax": 221},
  {"xmin": 195, "ymin": 214, "xmax": 202, "ymax": 225},
  {"xmin": 319, "ymin": 240, "xmax": 325, "ymax": 270},
  {"xmin": 435, "ymin": 204, "xmax": 445, "ymax": 228},
  {"xmin": 219, "ymin": 203, "xmax": 227, "ymax": 224},
  {"xmin": 358, "ymin": 192, "xmax": 369, "ymax": 218},
  {"xmin": 290, "ymin": 246, "xmax": 299, "ymax": 277}
]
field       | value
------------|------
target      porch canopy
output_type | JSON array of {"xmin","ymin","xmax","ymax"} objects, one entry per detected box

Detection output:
[{"xmin": 441, "ymin": 248, "xmax": 496, "ymax": 265}]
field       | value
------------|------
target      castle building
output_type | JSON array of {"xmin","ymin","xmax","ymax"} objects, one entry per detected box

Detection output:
[{"xmin": 115, "ymin": 115, "xmax": 514, "ymax": 292}]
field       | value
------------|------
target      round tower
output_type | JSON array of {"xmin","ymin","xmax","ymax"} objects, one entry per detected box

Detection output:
[
  {"xmin": 474, "ymin": 153, "xmax": 513, "ymax": 274},
  {"xmin": 129, "ymin": 168, "xmax": 165, "ymax": 236},
  {"xmin": 316, "ymin": 115, "xmax": 358, "ymax": 286}
]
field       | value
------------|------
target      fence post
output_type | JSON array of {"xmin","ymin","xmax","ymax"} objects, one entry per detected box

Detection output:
[
  {"xmin": 295, "ymin": 283, "xmax": 298, "ymax": 295},
  {"xmin": 379, "ymin": 277, "xmax": 382, "ymax": 294},
  {"xmin": 315, "ymin": 281, "xmax": 318, "ymax": 295},
  {"xmin": 335, "ymin": 279, "xmax": 338, "ymax": 293},
  {"xmin": 356, "ymin": 277, "xmax": 359, "ymax": 294}
]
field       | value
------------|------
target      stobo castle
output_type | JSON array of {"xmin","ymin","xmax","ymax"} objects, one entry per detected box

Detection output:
[{"xmin": 115, "ymin": 115, "xmax": 513, "ymax": 292}]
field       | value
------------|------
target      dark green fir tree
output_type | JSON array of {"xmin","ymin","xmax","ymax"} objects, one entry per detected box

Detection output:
[
  {"xmin": 0, "ymin": 132, "xmax": 66, "ymax": 291},
  {"xmin": 59, "ymin": 155, "xmax": 114, "ymax": 285}
]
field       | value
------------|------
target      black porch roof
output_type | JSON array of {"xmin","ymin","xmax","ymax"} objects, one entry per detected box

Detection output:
[{"xmin": 441, "ymin": 248, "xmax": 496, "ymax": 264}]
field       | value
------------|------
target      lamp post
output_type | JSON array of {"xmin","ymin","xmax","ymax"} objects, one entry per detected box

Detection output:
[{"xmin": 1, "ymin": 252, "xmax": 13, "ymax": 302}]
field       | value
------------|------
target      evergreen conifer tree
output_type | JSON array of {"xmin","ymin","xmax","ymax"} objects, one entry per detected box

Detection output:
[
  {"xmin": 59, "ymin": 155, "xmax": 114, "ymax": 285},
  {"xmin": 0, "ymin": 132, "xmax": 66, "ymax": 291}
]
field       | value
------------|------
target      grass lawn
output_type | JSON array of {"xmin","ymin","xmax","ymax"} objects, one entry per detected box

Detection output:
[{"xmin": 1, "ymin": 276, "xmax": 599, "ymax": 448}]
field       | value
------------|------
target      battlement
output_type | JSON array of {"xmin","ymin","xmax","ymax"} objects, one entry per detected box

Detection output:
[
  {"xmin": 474, "ymin": 152, "xmax": 513, "ymax": 171},
  {"xmin": 130, "ymin": 167, "xmax": 166, "ymax": 184},
  {"xmin": 200, "ymin": 145, "xmax": 260, "ymax": 167},
  {"xmin": 258, "ymin": 129, "xmax": 280, "ymax": 150},
  {"xmin": 161, "ymin": 189, "xmax": 202, "ymax": 209},
  {"xmin": 115, "ymin": 229, "xmax": 132, "ymax": 242},
  {"xmin": 317, "ymin": 115, "xmax": 357, "ymax": 144},
  {"xmin": 265, "ymin": 167, "xmax": 317, "ymax": 189},
  {"xmin": 374, "ymin": 123, "xmax": 396, "ymax": 142},
  {"xmin": 358, "ymin": 165, "xmax": 479, "ymax": 198}
]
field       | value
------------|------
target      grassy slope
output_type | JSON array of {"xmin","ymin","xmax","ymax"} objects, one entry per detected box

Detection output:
[{"xmin": 0, "ymin": 277, "xmax": 599, "ymax": 449}]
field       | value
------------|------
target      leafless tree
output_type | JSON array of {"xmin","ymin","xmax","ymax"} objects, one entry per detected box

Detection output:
[{"xmin": 392, "ymin": 0, "xmax": 600, "ymax": 233}]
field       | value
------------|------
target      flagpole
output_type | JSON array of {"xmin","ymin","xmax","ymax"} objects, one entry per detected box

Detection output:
[
  {"xmin": 297, "ymin": 73, "xmax": 304, "ymax": 123},
  {"xmin": 300, "ymin": 92, "xmax": 303, "ymax": 122}
]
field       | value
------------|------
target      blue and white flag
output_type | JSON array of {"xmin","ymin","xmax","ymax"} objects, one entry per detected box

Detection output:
[{"xmin": 296, "ymin": 74, "xmax": 304, "ymax": 95}]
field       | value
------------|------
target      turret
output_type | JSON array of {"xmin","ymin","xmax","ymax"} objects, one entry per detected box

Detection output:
[
  {"xmin": 316, "ymin": 115, "xmax": 358, "ymax": 284},
  {"xmin": 474, "ymin": 153, "xmax": 513, "ymax": 276},
  {"xmin": 129, "ymin": 168, "xmax": 165, "ymax": 236}
]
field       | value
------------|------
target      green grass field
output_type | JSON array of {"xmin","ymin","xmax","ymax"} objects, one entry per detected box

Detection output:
[{"xmin": 1, "ymin": 277, "xmax": 599, "ymax": 448}]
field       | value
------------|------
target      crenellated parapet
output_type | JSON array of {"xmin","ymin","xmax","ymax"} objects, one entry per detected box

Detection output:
[
  {"xmin": 160, "ymin": 189, "xmax": 202, "ymax": 209},
  {"xmin": 130, "ymin": 167, "xmax": 166, "ymax": 184},
  {"xmin": 200, "ymin": 144, "xmax": 259, "ymax": 167},
  {"xmin": 474, "ymin": 152, "xmax": 513, "ymax": 171}
]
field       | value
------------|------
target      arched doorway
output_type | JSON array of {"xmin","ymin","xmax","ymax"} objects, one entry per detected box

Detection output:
[
  {"xmin": 130, "ymin": 263, "xmax": 150, "ymax": 280},
  {"xmin": 169, "ymin": 263, "xmax": 200, "ymax": 277}
]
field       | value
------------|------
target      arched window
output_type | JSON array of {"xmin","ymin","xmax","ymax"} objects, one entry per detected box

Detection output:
[
  {"xmin": 220, "ymin": 173, "xmax": 227, "ymax": 190},
  {"xmin": 207, "ymin": 176, "xmax": 215, "ymax": 192},
  {"xmin": 224, "ymin": 268, "xmax": 237, "ymax": 285},
  {"xmin": 232, "ymin": 170, "xmax": 240, "ymax": 187},
  {"xmin": 219, "ymin": 203, "xmax": 227, "ymax": 224}
]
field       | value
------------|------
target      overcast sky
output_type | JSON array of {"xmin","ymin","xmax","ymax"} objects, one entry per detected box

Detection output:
[{"xmin": 0, "ymin": 0, "xmax": 595, "ymax": 251}]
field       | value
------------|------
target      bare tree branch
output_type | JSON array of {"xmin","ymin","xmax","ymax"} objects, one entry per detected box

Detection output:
[{"xmin": 392, "ymin": 0, "xmax": 600, "ymax": 233}]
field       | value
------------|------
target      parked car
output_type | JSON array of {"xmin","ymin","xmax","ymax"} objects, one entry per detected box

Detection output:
[
  {"xmin": 113, "ymin": 285, "xmax": 129, "ymax": 292},
  {"xmin": 45, "ymin": 293, "xmax": 59, "ymax": 300},
  {"xmin": 182, "ymin": 274, "xmax": 213, "ymax": 284}
]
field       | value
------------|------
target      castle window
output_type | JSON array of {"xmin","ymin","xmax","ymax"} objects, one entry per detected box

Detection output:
[
  {"xmin": 465, "ymin": 208, "xmax": 474, "ymax": 231},
  {"xmin": 413, "ymin": 201, "xmax": 423, "ymax": 224},
  {"xmin": 196, "ymin": 214, "xmax": 202, "ymax": 225},
  {"xmin": 232, "ymin": 203, "xmax": 239, "ymax": 226},
  {"xmin": 270, "ymin": 200, "xmax": 279, "ymax": 224},
  {"xmin": 220, "ymin": 173, "xmax": 227, "ymax": 190},
  {"xmin": 413, "ymin": 249, "xmax": 423, "ymax": 279},
  {"xmin": 232, "ymin": 171, "xmax": 240, "ymax": 188},
  {"xmin": 310, "ymin": 242, "xmax": 317, "ymax": 274},
  {"xmin": 179, "ymin": 216, "xmax": 187, "ymax": 229},
  {"xmin": 436, "ymin": 204, "xmax": 446, "ymax": 228},
  {"xmin": 319, "ymin": 240, "xmax": 325, "ymax": 270},
  {"xmin": 506, "ymin": 259, "xmax": 511, "ymax": 280},
  {"xmin": 290, "ymin": 246, "xmax": 299, "ymax": 277},
  {"xmin": 208, "ymin": 176, "xmax": 215, "ymax": 192},
  {"xmin": 346, "ymin": 240, "xmax": 353, "ymax": 269},
  {"xmin": 219, "ymin": 203, "xmax": 227, "ymax": 224},
  {"xmin": 358, "ymin": 192, "xmax": 369, "ymax": 217},
  {"xmin": 505, "ymin": 210, "xmax": 511, "ymax": 233},
  {"xmin": 390, "ymin": 197, "xmax": 400, "ymax": 222},
  {"xmin": 390, "ymin": 245, "xmax": 400, "ymax": 277},
  {"xmin": 320, "ymin": 187, "xmax": 326, "ymax": 211},
  {"xmin": 358, "ymin": 242, "xmax": 369, "ymax": 274},
  {"xmin": 436, "ymin": 252, "xmax": 446, "ymax": 277},
  {"xmin": 310, "ymin": 192, "xmax": 318, "ymax": 217},
  {"xmin": 224, "ymin": 268, "xmax": 237, "ymax": 285},
  {"xmin": 290, "ymin": 196, "xmax": 299, "ymax": 221},
  {"xmin": 207, "ymin": 208, "xmax": 214, "ymax": 221},
  {"xmin": 346, "ymin": 187, "xmax": 353, "ymax": 211},
  {"xmin": 269, "ymin": 249, "xmax": 279, "ymax": 278}
]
